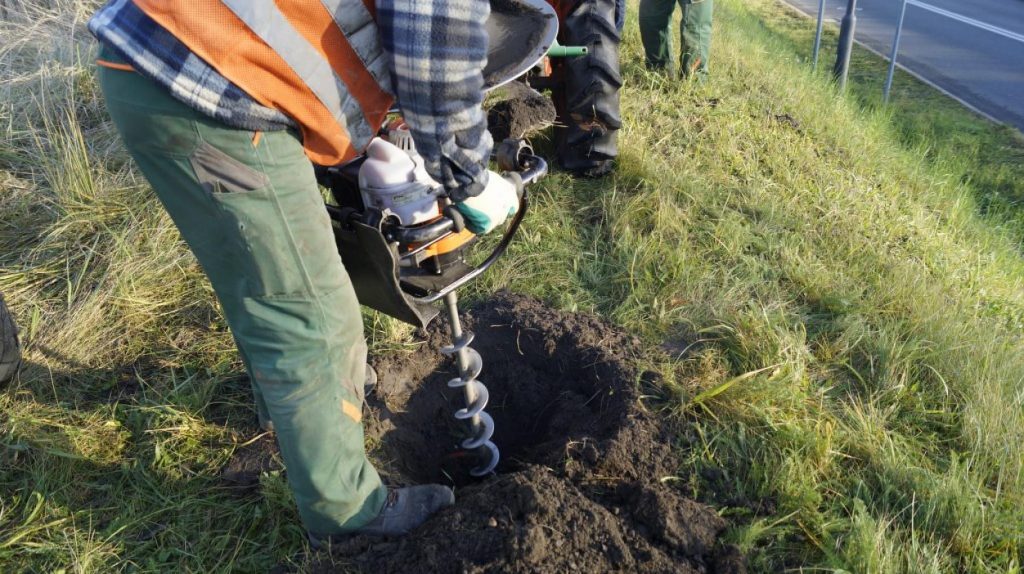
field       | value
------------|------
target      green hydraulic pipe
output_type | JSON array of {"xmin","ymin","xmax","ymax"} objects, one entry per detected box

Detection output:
[{"xmin": 547, "ymin": 39, "xmax": 588, "ymax": 58}]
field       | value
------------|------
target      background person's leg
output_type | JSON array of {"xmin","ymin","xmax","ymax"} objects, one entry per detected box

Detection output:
[
  {"xmin": 680, "ymin": 0, "xmax": 713, "ymax": 78},
  {"xmin": 98, "ymin": 60, "xmax": 386, "ymax": 536},
  {"xmin": 639, "ymin": 0, "xmax": 677, "ymax": 69}
]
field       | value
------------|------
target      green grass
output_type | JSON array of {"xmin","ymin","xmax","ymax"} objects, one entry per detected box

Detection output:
[{"xmin": 3, "ymin": 0, "xmax": 1024, "ymax": 571}]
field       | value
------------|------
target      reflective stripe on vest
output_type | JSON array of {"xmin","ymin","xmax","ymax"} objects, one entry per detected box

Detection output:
[
  {"xmin": 131, "ymin": 0, "xmax": 394, "ymax": 165},
  {"xmin": 317, "ymin": 0, "xmax": 391, "ymax": 90},
  {"xmin": 219, "ymin": 0, "xmax": 376, "ymax": 148}
]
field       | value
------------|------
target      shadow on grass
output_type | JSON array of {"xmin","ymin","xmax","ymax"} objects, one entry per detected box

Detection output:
[
  {"xmin": 9, "ymin": 342, "xmax": 259, "ymax": 425},
  {"xmin": 0, "ymin": 345, "xmax": 302, "ymax": 569}
]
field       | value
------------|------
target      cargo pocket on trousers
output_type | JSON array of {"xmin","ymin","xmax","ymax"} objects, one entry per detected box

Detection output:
[
  {"xmin": 190, "ymin": 140, "xmax": 270, "ymax": 195},
  {"xmin": 189, "ymin": 139, "xmax": 315, "ymax": 297}
]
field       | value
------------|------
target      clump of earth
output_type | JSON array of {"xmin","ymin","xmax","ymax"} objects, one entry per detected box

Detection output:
[
  {"xmin": 298, "ymin": 291, "xmax": 746, "ymax": 573},
  {"xmin": 485, "ymin": 81, "xmax": 556, "ymax": 142}
]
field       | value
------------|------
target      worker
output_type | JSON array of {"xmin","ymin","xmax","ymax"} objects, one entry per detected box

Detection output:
[
  {"xmin": 87, "ymin": 0, "xmax": 518, "ymax": 545},
  {"xmin": 639, "ymin": 0, "xmax": 714, "ymax": 79}
]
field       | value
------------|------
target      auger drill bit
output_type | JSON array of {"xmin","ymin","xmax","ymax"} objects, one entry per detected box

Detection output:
[{"xmin": 440, "ymin": 291, "xmax": 499, "ymax": 476}]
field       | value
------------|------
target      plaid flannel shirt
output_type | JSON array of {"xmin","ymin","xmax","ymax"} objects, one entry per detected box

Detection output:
[{"xmin": 89, "ymin": 0, "xmax": 491, "ymax": 200}]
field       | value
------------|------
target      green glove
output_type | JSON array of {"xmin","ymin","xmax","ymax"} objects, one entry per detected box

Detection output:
[{"xmin": 454, "ymin": 171, "xmax": 519, "ymax": 235}]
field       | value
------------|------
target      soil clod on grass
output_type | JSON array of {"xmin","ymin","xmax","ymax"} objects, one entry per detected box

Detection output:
[
  {"xmin": 309, "ymin": 292, "xmax": 744, "ymax": 573},
  {"xmin": 485, "ymin": 81, "xmax": 556, "ymax": 143}
]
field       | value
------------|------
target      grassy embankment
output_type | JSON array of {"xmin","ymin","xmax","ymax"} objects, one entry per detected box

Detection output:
[{"xmin": 2, "ymin": 0, "xmax": 1023, "ymax": 571}]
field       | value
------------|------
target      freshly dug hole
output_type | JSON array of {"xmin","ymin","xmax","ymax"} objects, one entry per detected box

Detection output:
[
  {"xmin": 313, "ymin": 292, "xmax": 744, "ymax": 573},
  {"xmin": 367, "ymin": 291, "xmax": 648, "ymax": 485}
]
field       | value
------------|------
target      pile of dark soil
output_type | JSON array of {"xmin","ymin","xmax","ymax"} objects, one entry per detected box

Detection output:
[
  {"xmin": 308, "ymin": 292, "xmax": 745, "ymax": 573},
  {"xmin": 486, "ymin": 82, "xmax": 556, "ymax": 142}
]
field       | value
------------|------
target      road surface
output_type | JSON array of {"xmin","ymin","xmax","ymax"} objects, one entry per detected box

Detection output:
[{"xmin": 783, "ymin": 0, "xmax": 1024, "ymax": 130}]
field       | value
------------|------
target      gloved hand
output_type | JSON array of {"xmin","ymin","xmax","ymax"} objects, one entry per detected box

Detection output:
[{"xmin": 453, "ymin": 171, "xmax": 520, "ymax": 235}]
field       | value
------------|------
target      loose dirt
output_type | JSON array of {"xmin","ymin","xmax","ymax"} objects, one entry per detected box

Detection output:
[
  {"xmin": 221, "ymin": 434, "xmax": 283, "ymax": 488},
  {"xmin": 486, "ymin": 81, "xmax": 556, "ymax": 142},
  {"xmin": 304, "ymin": 291, "xmax": 745, "ymax": 573}
]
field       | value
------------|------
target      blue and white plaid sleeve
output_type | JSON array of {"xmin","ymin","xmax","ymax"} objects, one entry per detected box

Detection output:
[
  {"xmin": 375, "ymin": 0, "xmax": 493, "ymax": 202},
  {"xmin": 88, "ymin": 0, "xmax": 293, "ymax": 132}
]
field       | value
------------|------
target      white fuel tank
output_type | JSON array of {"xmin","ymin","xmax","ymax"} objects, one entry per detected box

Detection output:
[{"xmin": 358, "ymin": 137, "xmax": 441, "ymax": 226}]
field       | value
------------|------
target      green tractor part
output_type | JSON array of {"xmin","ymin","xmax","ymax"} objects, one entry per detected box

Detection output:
[{"xmin": 548, "ymin": 39, "xmax": 588, "ymax": 57}]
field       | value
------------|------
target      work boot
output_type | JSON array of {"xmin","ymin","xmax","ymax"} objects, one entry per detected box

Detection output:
[
  {"xmin": 258, "ymin": 364, "xmax": 378, "ymax": 433},
  {"xmin": 308, "ymin": 485, "xmax": 455, "ymax": 547},
  {"xmin": 363, "ymin": 363, "xmax": 378, "ymax": 396}
]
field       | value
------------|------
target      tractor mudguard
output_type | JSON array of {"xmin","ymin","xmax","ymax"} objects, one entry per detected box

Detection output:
[{"xmin": 485, "ymin": 0, "xmax": 558, "ymax": 89}]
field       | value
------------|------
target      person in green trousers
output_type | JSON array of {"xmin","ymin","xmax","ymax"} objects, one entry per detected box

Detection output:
[
  {"xmin": 639, "ymin": 0, "xmax": 714, "ymax": 79},
  {"xmin": 89, "ymin": 0, "xmax": 516, "ymax": 545},
  {"xmin": 97, "ymin": 59, "xmax": 393, "ymax": 539}
]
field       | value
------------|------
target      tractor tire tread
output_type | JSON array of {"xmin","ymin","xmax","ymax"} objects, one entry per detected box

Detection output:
[{"xmin": 553, "ymin": 0, "xmax": 622, "ymax": 175}]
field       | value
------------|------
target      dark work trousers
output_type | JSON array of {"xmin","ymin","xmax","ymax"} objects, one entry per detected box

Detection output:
[{"xmin": 97, "ymin": 46, "xmax": 386, "ymax": 537}]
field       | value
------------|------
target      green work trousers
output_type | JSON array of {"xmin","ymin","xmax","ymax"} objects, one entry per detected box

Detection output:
[
  {"xmin": 639, "ymin": 0, "xmax": 713, "ymax": 78},
  {"xmin": 97, "ymin": 49, "xmax": 385, "ymax": 536}
]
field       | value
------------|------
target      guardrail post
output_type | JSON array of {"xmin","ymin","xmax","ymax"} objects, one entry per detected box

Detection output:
[
  {"xmin": 812, "ymin": 0, "xmax": 827, "ymax": 71},
  {"xmin": 883, "ymin": 0, "xmax": 909, "ymax": 103},
  {"xmin": 833, "ymin": 0, "xmax": 858, "ymax": 89}
]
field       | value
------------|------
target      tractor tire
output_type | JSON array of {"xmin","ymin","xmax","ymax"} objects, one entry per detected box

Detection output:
[
  {"xmin": 553, "ymin": 0, "xmax": 622, "ymax": 177},
  {"xmin": 0, "ymin": 293, "xmax": 21, "ymax": 385}
]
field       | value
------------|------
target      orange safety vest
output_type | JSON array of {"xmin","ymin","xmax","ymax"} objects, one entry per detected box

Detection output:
[{"xmin": 132, "ymin": 0, "xmax": 394, "ymax": 165}]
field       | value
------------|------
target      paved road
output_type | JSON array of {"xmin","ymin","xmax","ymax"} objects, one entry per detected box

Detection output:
[{"xmin": 783, "ymin": 0, "xmax": 1024, "ymax": 131}]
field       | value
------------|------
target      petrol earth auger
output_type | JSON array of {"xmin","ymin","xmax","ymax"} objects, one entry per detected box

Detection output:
[
  {"xmin": 319, "ymin": 133, "xmax": 546, "ymax": 476},
  {"xmin": 319, "ymin": 0, "xmax": 625, "ymax": 477},
  {"xmin": 317, "ymin": 0, "xmax": 559, "ymax": 476}
]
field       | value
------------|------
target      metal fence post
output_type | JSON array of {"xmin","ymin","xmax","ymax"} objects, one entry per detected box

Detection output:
[
  {"xmin": 883, "ymin": 0, "xmax": 909, "ymax": 103},
  {"xmin": 812, "ymin": 0, "xmax": 827, "ymax": 71},
  {"xmin": 833, "ymin": 0, "xmax": 858, "ymax": 89}
]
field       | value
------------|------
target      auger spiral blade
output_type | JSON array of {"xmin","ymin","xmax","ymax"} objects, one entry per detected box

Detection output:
[{"xmin": 440, "ymin": 291, "xmax": 500, "ymax": 477}]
